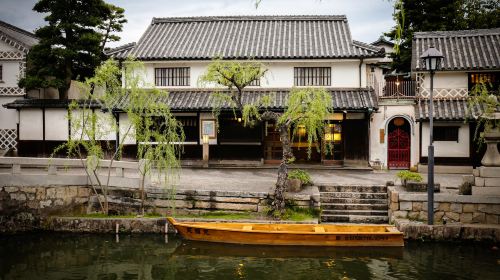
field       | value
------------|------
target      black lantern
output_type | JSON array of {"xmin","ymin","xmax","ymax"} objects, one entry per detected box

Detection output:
[{"xmin": 420, "ymin": 46, "xmax": 444, "ymax": 72}]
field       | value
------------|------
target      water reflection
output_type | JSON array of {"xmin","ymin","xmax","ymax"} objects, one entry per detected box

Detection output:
[{"xmin": 0, "ymin": 233, "xmax": 498, "ymax": 280}]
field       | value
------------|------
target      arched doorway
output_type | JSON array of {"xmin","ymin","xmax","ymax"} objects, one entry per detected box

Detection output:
[{"xmin": 387, "ymin": 117, "xmax": 411, "ymax": 169}]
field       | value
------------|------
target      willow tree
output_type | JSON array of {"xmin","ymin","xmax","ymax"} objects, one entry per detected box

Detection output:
[
  {"xmin": 199, "ymin": 59, "xmax": 332, "ymax": 216},
  {"xmin": 54, "ymin": 58, "xmax": 184, "ymax": 215}
]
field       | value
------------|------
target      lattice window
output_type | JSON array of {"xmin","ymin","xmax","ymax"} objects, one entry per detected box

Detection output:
[
  {"xmin": 155, "ymin": 67, "xmax": 190, "ymax": 86},
  {"xmin": 0, "ymin": 51, "xmax": 24, "ymax": 60},
  {"xmin": 0, "ymin": 87, "xmax": 24, "ymax": 96},
  {"xmin": 0, "ymin": 129, "xmax": 17, "ymax": 151},
  {"xmin": 294, "ymin": 67, "xmax": 331, "ymax": 86}
]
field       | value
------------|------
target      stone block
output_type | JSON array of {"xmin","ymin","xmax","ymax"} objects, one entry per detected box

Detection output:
[
  {"xmin": 462, "ymin": 175, "xmax": 475, "ymax": 184},
  {"xmin": 46, "ymin": 188, "xmax": 56, "ymax": 198},
  {"xmin": 400, "ymin": 201, "xmax": 412, "ymax": 211},
  {"xmin": 390, "ymin": 191, "xmax": 399, "ymax": 203},
  {"xmin": 472, "ymin": 168, "xmax": 479, "ymax": 177},
  {"xmin": 422, "ymin": 202, "xmax": 439, "ymax": 212},
  {"xmin": 115, "ymin": 167, "xmax": 124, "ymax": 177},
  {"xmin": 438, "ymin": 202, "xmax": 450, "ymax": 212},
  {"xmin": 12, "ymin": 164, "xmax": 21, "ymax": 174},
  {"xmin": 66, "ymin": 186, "xmax": 78, "ymax": 198},
  {"xmin": 472, "ymin": 186, "xmax": 500, "ymax": 196},
  {"xmin": 478, "ymin": 166, "xmax": 500, "ymax": 178},
  {"xmin": 462, "ymin": 204, "xmax": 476, "ymax": 213},
  {"xmin": 10, "ymin": 192, "xmax": 26, "ymax": 201},
  {"xmin": 450, "ymin": 203, "xmax": 462, "ymax": 213},
  {"xmin": 4, "ymin": 187, "xmax": 18, "ymax": 193},
  {"xmin": 472, "ymin": 212, "xmax": 486, "ymax": 223},
  {"xmin": 36, "ymin": 187, "xmax": 46, "ymax": 200},
  {"xmin": 78, "ymin": 187, "xmax": 91, "ymax": 197},
  {"xmin": 40, "ymin": 200, "xmax": 52, "ymax": 208},
  {"xmin": 390, "ymin": 202, "xmax": 399, "ymax": 211},
  {"xmin": 486, "ymin": 214, "xmax": 499, "ymax": 224},
  {"xmin": 412, "ymin": 202, "xmax": 424, "ymax": 212},
  {"xmin": 405, "ymin": 182, "xmax": 440, "ymax": 192},
  {"xmin": 27, "ymin": 200, "xmax": 38, "ymax": 209},
  {"xmin": 434, "ymin": 211, "xmax": 445, "ymax": 222},
  {"xmin": 460, "ymin": 213, "xmax": 473, "ymax": 223},
  {"xmin": 484, "ymin": 177, "xmax": 500, "ymax": 187},
  {"xmin": 392, "ymin": 211, "xmax": 408, "ymax": 219},
  {"xmin": 445, "ymin": 212, "xmax": 460, "ymax": 222},
  {"xmin": 418, "ymin": 211, "xmax": 428, "ymax": 221},
  {"xmin": 48, "ymin": 165, "xmax": 57, "ymax": 175},
  {"xmin": 408, "ymin": 211, "xmax": 419, "ymax": 220},
  {"xmin": 27, "ymin": 193, "xmax": 35, "ymax": 200},
  {"xmin": 53, "ymin": 199, "xmax": 64, "ymax": 206},
  {"xmin": 475, "ymin": 177, "xmax": 485, "ymax": 187},
  {"xmin": 478, "ymin": 204, "xmax": 500, "ymax": 215},
  {"xmin": 24, "ymin": 187, "xmax": 37, "ymax": 194}
]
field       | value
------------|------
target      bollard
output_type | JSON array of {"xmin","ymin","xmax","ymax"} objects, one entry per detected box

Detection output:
[{"xmin": 115, "ymin": 223, "xmax": 119, "ymax": 234}]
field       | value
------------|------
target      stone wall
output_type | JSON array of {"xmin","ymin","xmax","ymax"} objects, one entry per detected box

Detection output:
[
  {"xmin": 0, "ymin": 186, "xmax": 92, "ymax": 232},
  {"xmin": 388, "ymin": 186, "xmax": 500, "ymax": 224}
]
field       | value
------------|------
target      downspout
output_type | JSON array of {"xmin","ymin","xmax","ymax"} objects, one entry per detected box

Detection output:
[{"xmin": 359, "ymin": 57, "xmax": 364, "ymax": 88}]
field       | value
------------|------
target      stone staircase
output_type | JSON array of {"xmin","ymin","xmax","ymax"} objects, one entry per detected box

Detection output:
[{"xmin": 319, "ymin": 185, "xmax": 389, "ymax": 224}]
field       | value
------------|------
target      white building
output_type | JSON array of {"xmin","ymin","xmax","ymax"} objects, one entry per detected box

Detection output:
[
  {"xmin": 0, "ymin": 20, "xmax": 38, "ymax": 154},
  {"xmin": 7, "ymin": 15, "xmax": 388, "ymax": 165}
]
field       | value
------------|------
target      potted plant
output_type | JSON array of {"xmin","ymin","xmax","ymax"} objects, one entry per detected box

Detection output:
[
  {"xmin": 396, "ymin": 170, "xmax": 423, "ymax": 188},
  {"xmin": 287, "ymin": 169, "xmax": 312, "ymax": 192}
]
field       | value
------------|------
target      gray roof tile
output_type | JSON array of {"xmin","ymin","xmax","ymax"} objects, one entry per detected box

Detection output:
[
  {"xmin": 415, "ymin": 99, "xmax": 485, "ymax": 121},
  {"xmin": 412, "ymin": 28, "xmax": 500, "ymax": 71},
  {"xmin": 123, "ymin": 16, "xmax": 383, "ymax": 60}
]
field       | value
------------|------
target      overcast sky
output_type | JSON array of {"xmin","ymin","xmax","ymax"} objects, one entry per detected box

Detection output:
[{"xmin": 0, "ymin": 0, "xmax": 395, "ymax": 47}]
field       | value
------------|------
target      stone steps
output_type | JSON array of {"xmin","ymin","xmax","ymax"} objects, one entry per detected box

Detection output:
[
  {"xmin": 320, "ymin": 192, "xmax": 387, "ymax": 199},
  {"xmin": 321, "ymin": 203, "xmax": 388, "ymax": 211},
  {"xmin": 319, "ymin": 185, "xmax": 387, "ymax": 193},
  {"xmin": 320, "ymin": 214, "xmax": 389, "ymax": 224},
  {"xmin": 319, "ymin": 185, "xmax": 389, "ymax": 224}
]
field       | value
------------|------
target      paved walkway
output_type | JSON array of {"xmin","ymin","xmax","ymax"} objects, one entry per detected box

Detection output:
[{"xmin": 174, "ymin": 168, "xmax": 465, "ymax": 193}]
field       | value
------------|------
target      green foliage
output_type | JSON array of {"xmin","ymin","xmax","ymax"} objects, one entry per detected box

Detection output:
[
  {"xmin": 396, "ymin": 170, "xmax": 423, "ymax": 185},
  {"xmin": 288, "ymin": 169, "xmax": 312, "ymax": 185},
  {"xmin": 19, "ymin": 0, "xmax": 125, "ymax": 99},
  {"xmin": 99, "ymin": 4, "xmax": 127, "ymax": 53},
  {"xmin": 467, "ymin": 82, "xmax": 500, "ymax": 146},
  {"xmin": 53, "ymin": 58, "xmax": 184, "ymax": 214},
  {"xmin": 386, "ymin": 0, "xmax": 499, "ymax": 72},
  {"xmin": 280, "ymin": 87, "xmax": 332, "ymax": 159}
]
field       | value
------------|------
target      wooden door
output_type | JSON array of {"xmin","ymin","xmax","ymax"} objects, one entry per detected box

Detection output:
[{"xmin": 388, "ymin": 128, "xmax": 410, "ymax": 169}]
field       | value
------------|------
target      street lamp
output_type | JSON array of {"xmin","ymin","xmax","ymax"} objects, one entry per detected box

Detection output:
[{"xmin": 420, "ymin": 46, "xmax": 444, "ymax": 225}]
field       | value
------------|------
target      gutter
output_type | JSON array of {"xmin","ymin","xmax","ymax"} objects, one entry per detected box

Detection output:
[{"xmin": 359, "ymin": 57, "xmax": 364, "ymax": 87}]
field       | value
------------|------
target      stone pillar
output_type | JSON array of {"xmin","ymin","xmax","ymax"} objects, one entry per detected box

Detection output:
[
  {"xmin": 473, "ymin": 128, "xmax": 500, "ymax": 196},
  {"xmin": 481, "ymin": 129, "xmax": 500, "ymax": 166}
]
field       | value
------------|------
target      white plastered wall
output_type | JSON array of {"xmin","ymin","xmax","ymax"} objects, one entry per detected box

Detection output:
[
  {"xmin": 369, "ymin": 104, "xmax": 419, "ymax": 168},
  {"xmin": 0, "ymin": 96, "xmax": 19, "ymax": 129},
  {"xmin": 44, "ymin": 108, "xmax": 68, "ymax": 140},
  {"xmin": 19, "ymin": 109, "xmax": 43, "ymax": 140},
  {"xmin": 119, "ymin": 113, "xmax": 135, "ymax": 145},
  {"xmin": 421, "ymin": 122, "xmax": 469, "ymax": 157},
  {"xmin": 421, "ymin": 72, "xmax": 468, "ymax": 89},
  {"xmin": 142, "ymin": 59, "xmax": 368, "ymax": 89}
]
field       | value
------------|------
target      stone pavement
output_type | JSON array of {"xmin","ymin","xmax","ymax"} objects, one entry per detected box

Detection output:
[{"xmin": 173, "ymin": 168, "xmax": 465, "ymax": 193}]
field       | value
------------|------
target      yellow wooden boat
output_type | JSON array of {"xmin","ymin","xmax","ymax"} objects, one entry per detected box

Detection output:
[{"xmin": 167, "ymin": 217, "xmax": 404, "ymax": 247}]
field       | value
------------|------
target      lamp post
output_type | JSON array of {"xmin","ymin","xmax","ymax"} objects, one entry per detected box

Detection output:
[{"xmin": 420, "ymin": 46, "xmax": 444, "ymax": 225}]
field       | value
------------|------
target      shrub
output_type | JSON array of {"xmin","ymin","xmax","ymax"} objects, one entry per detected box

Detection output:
[
  {"xmin": 288, "ymin": 169, "xmax": 312, "ymax": 185},
  {"xmin": 396, "ymin": 170, "xmax": 423, "ymax": 186}
]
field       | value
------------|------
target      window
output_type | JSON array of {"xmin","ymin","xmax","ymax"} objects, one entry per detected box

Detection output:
[
  {"xmin": 294, "ymin": 67, "xmax": 331, "ymax": 86},
  {"xmin": 433, "ymin": 126, "xmax": 459, "ymax": 142},
  {"xmin": 155, "ymin": 67, "xmax": 190, "ymax": 86},
  {"xmin": 468, "ymin": 72, "xmax": 499, "ymax": 93}
]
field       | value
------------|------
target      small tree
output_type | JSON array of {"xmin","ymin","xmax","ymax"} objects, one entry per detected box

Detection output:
[
  {"xmin": 468, "ymin": 82, "xmax": 500, "ymax": 145},
  {"xmin": 99, "ymin": 4, "xmax": 128, "ymax": 53},
  {"xmin": 55, "ymin": 58, "xmax": 184, "ymax": 215},
  {"xmin": 200, "ymin": 59, "xmax": 332, "ymax": 216}
]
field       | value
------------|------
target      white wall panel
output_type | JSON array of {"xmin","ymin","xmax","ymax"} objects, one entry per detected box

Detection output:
[
  {"xmin": 421, "ymin": 122, "xmax": 469, "ymax": 157},
  {"xmin": 19, "ymin": 109, "xmax": 43, "ymax": 140},
  {"xmin": 44, "ymin": 108, "xmax": 68, "ymax": 141}
]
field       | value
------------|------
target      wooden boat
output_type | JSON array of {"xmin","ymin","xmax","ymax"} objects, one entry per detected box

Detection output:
[{"xmin": 167, "ymin": 217, "xmax": 404, "ymax": 247}]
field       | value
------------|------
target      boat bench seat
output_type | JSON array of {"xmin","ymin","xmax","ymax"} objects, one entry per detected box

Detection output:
[
  {"xmin": 314, "ymin": 226, "xmax": 325, "ymax": 233},
  {"xmin": 242, "ymin": 225, "xmax": 253, "ymax": 231}
]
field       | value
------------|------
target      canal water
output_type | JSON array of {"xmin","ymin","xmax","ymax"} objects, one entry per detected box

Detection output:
[{"xmin": 0, "ymin": 233, "xmax": 498, "ymax": 279}]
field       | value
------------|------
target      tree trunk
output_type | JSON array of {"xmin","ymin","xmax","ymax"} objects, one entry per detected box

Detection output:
[{"xmin": 272, "ymin": 123, "xmax": 293, "ymax": 216}]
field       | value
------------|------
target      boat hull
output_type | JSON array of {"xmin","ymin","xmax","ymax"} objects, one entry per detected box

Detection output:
[{"xmin": 168, "ymin": 218, "xmax": 404, "ymax": 247}]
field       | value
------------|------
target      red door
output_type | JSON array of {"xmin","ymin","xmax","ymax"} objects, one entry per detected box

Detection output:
[{"xmin": 388, "ymin": 128, "xmax": 410, "ymax": 169}]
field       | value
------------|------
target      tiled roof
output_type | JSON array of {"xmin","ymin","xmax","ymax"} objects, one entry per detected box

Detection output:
[
  {"xmin": 412, "ymin": 28, "xmax": 500, "ymax": 71},
  {"xmin": 105, "ymin": 42, "xmax": 136, "ymax": 59},
  {"xmin": 415, "ymin": 99, "xmax": 485, "ymax": 121},
  {"xmin": 113, "ymin": 88, "xmax": 378, "ymax": 112},
  {"xmin": 4, "ymin": 88, "xmax": 378, "ymax": 112},
  {"xmin": 0, "ymin": 20, "xmax": 38, "ymax": 49},
  {"xmin": 126, "ymin": 16, "xmax": 384, "ymax": 60},
  {"xmin": 3, "ymin": 98, "xmax": 101, "ymax": 109}
]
